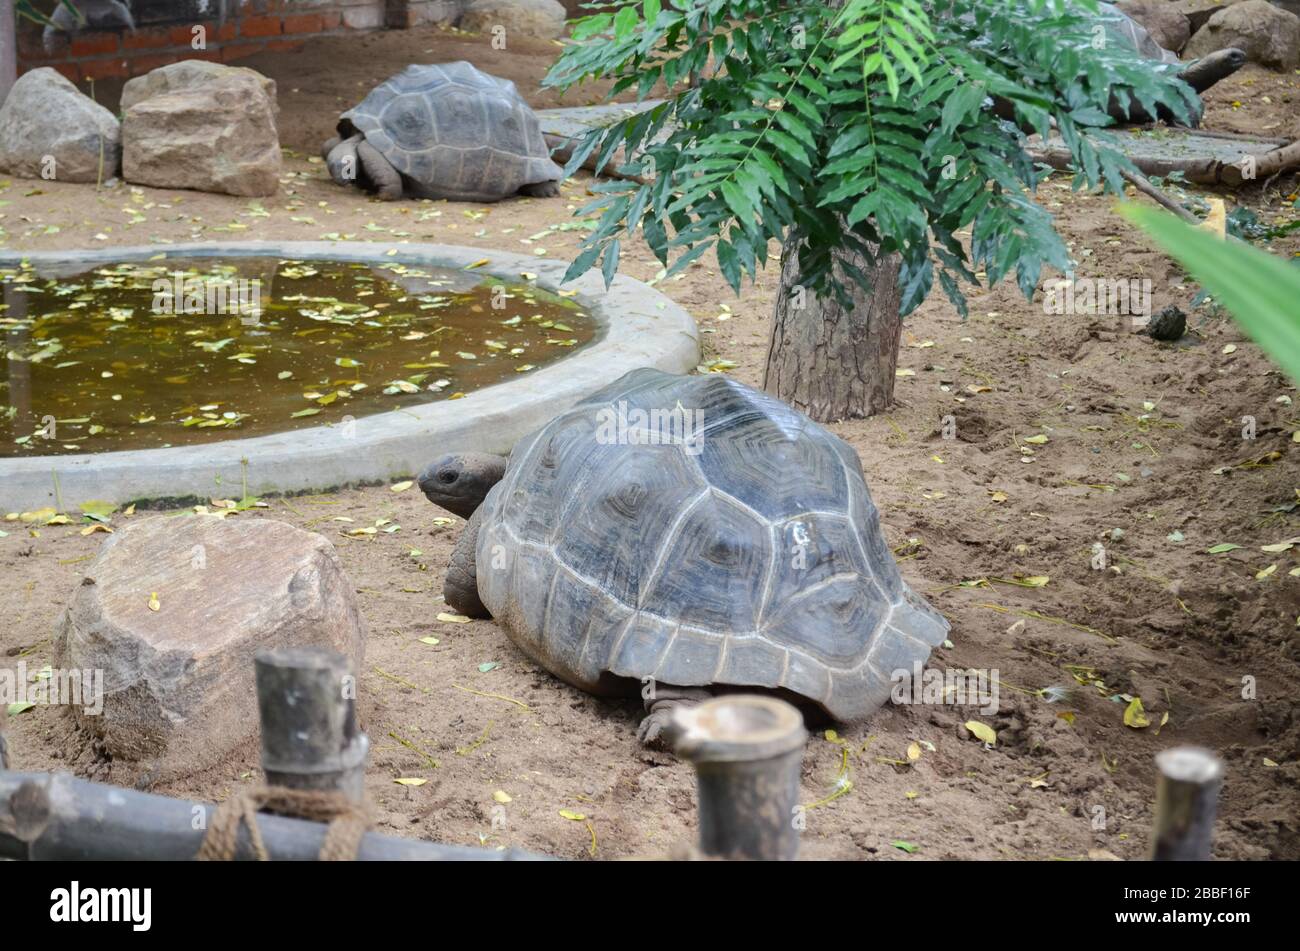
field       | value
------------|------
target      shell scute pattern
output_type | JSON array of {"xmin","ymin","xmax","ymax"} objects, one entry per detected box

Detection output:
[
  {"xmin": 476, "ymin": 370, "xmax": 950, "ymax": 720},
  {"xmin": 341, "ymin": 62, "xmax": 561, "ymax": 200}
]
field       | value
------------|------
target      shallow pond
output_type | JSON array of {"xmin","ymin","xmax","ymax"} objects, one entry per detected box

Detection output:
[{"xmin": 0, "ymin": 257, "xmax": 595, "ymax": 456}]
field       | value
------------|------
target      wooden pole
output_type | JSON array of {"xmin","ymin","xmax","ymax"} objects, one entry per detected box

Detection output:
[
  {"xmin": 254, "ymin": 647, "xmax": 368, "ymax": 802},
  {"xmin": 1151, "ymin": 746, "xmax": 1224, "ymax": 861},
  {"xmin": 0, "ymin": 0, "xmax": 16, "ymax": 106},
  {"xmin": 0, "ymin": 771, "xmax": 548, "ymax": 861},
  {"xmin": 672, "ymin": 695, "xmax": 807, "ymax": 861}
]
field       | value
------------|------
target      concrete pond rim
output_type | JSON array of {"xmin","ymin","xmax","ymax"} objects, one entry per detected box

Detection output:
[{"xmin": 0, "ymin": 240, "xmax": 701, "ymax": 511}]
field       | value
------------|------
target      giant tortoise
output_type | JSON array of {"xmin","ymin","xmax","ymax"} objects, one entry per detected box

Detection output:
[
  {"xmin": 323, "ymin": 62, "xmax": 563, "ymax": 202},
  {"xmin": 419, "ymin": 369, "xmax": 949, "ymax": 743}
]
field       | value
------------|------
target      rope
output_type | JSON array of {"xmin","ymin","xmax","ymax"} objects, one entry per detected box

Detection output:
[{"xmin": 196, "ymin": 786, "xmax": 372, "ymax": 862}]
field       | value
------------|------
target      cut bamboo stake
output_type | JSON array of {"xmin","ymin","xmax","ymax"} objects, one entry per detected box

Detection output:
[
  {"xmin": 254, "ymin": 647, "xmax": 368, "ymax": 801},
  {"xmin": 0, "ymin": 771, "xmax": 546, "ymax": 861},
  {"xmin": 672, "ymin": 695, "xmax": 807, "ymax": 861},
  {"xmin": 1151, "ymin": 746, "xmax": 1224, "ymax": 861}
]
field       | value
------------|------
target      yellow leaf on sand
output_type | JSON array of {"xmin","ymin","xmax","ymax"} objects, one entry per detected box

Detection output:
[
  {"xmin": 1263, "ymin": 758, "xmax": 1279, "ymax": 767},
  {"xmin": 1020, "ymin": 576, "xmax": 1050, "ymax": 587},
  {"xmin": 1123, "ymin": 697, "xmax": 1151, "ymax": 729},
  {"xmin": 394, "ymin": 778, "xmax": 427, "ymax": 786},
  {"xmin": 148, "ymin": 593, "xmax": 161, "ymax": 612},
  {"xmin": 1023, "ymin": 434, "xmax": 1049, "ymax": 445},
  {"xmin": 1197, "ymin": 197, "xmax": 1227, "ymax": 239},
  {"xmin": 80, "ymin": 524, "xmax": 113, "ymax": 536},
  {"xmin": 1256, "ymin": 564, "xmax": 1277, "ymax": 580},
  {"xmin": 437, "ymin": 612, "xmax": 472, "ymax": 623},
  {"xmin": 990, "ymin": 491, "xmax": 1008, "ymax": 503},
  {"xmin": 907, "ymin": 741, "xmax": 922, "ymax": 761},
  {"xmin": 965, "ymin": 720, "xmax": 997, "ymax": 745},
  {"xmin": 493, "ymin": 790, "xmax": 513, "ymax": 804},
  {"xmin": 390, "ymin": 480, "xmax": 414, "ymax": 493},
  {"xmin": 559, "ymin": 809, "xmax": 586, "ymax": 821}
]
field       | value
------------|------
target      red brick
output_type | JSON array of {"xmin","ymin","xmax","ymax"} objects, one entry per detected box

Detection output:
[
  {"xmin": 70, "ymin": 32, "xmax": 120, "ymax": 57},
  {"xmin": 80, "ymin": 58, "xmax": 129, "ymax": 80},
  {"xmin": 220, "ymin": 42, "xmax": 267, "ymax": 62},
  {"xmin": 264, "ymin": 39, "xmax": 306, "ymax": 53},
  {"xmin": 282, "ymin": 13, "xmax": 324, "ymax": 34},
  {"xmin": 319, "ymin": 11, "xmax": 343, "ymax": 30},
  {"xmin": 128, "ymin": 53, "xmax": 180, "ymax": 76},
  {"xmin": 123, "ymin": 27, "xmax": 173, "ymax": 51},
  {"xmin": 33, "ymin": 62, "xmax": 82, "ymax": 83},
  {"xmin": 240, "ymin": 15, "xmax": 283, "ymax": 38}
]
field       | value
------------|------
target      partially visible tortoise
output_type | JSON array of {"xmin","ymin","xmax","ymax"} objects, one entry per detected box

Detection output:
[
  {"xmin": 419, "ymin": 369, "xmax": 950, "ymax": 743},
  {"xmin": 1098, "ymin": 2, "xmax": 1245, "ymax": 125},
  {"xmin": 323, "ymin": 62, "xmax": 563, "ymax": 202}
]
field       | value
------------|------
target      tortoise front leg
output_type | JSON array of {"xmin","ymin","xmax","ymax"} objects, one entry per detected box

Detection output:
[
  {"xmin": 444, "ymin": 508, "xmax": 489, "ymax": 619},
  {"xmin": 357, "ymin": 139, "xmax": 404, "ymax": 201},
  {"xmin": 638, "ymin": 684, "xmax": 713, "ymax": 747}
]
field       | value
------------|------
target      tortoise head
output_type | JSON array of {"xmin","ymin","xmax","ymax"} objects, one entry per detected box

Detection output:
[{"xmin": 418, "ymin": 452, "xmax": 508, "ymax": 519}]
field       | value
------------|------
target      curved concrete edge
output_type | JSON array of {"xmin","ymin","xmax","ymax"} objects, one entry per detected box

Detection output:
[{"xmin": 0, "ymin": 241, "xmax": 700, "ymax": 511}]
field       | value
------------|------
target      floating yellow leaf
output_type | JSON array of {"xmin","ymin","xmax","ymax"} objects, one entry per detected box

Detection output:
[
  {"xmin": 965, "ymin": 720, "xmax": 997, "ymax": 745},
  {"xmin": 1123, "ymin": 697, "xmax": 1150, "ymax": 729}
]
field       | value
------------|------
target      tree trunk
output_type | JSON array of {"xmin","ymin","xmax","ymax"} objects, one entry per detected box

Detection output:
[{"xmin": 763, "ymin": 229, "xmax": 904, "ymax": 422}]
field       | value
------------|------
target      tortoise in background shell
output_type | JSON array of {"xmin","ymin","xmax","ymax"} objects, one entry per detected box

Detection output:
[
  {"xmin": 322, "ymin": 62, "xmax": 563, "ymax": 202},
  {"xmin": 419, "ymin": 369, "xmax": 949, "ymax": 743}
]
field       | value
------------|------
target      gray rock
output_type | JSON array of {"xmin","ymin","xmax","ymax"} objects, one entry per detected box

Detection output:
[
  {"xmin": 1184, "ymin": 0, "xmax": 1300, "ymax": 69},
  {"xmin": 121, "ymin": 60, "xmax": 279, "ymax": 119},
  {"xmin": 458, "ymin": 0, "xmax": 567, "ymax": 38},
  {"xmin": 0, "ymin": 68, "xmax": 120, "ymax": 184},
  {"xmin": 122, "ymin": 70, "xmax": 282, "ymax": 196},
  {"xmin": 55, "ymin": 515, "xmax": 366, "ymax": 786},
  {"xmin": 1116, "ymin": 0, "xmax": 1193, "ymax": 53}
]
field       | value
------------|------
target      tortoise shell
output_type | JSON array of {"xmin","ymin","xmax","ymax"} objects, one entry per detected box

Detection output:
[
  {"xmin": 474, "ymin": 369, "xmax": 949, "ymax": 721},
  {"xmin": 339, "ymin": 62, "xmax": 562, "ymax": 201}
]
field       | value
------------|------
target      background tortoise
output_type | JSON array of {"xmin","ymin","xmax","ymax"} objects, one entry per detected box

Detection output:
[
  {"xmin": 322, "ymin": 62, "xmax": 563, "ymax": 202},
  {"xmin": 419, "ymin": 369, "xmax": 950, "ymax": 742}
]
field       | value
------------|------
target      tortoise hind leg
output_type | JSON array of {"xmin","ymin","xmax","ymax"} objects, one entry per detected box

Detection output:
[
  {"xmin": 638, "ymin": 684, "xmax": 713, "ymax": 747},
  {"xmin": 444, "ymin": 508, "xmax": 489, "ymax": 619}
]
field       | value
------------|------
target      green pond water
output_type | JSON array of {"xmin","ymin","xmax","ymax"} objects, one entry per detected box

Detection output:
[{"xmin": 0, "ymin": 257, "xmax": 595, "ymax": 456}]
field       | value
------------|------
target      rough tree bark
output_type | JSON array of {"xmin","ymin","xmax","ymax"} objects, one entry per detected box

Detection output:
[{"xmin": 763, "ymin": 228, "xmax": 904, "ymax": 422}]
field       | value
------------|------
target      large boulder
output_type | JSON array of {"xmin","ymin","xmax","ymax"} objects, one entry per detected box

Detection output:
[
  {"xmin": 1184, "ymin": 0, "xmax": 1300, "ymax": 70},
  {"xmin": 56, "ymin": 515, "xmax": 366, "ymax": 785},
  {"xmin": 121, "ymin": 60, "xmax": 278, "ymax": 119},
  {"xmin": 0, "ymin": 68, "xmax": 120, "ymax": 183},
  {"xmin": 122, "ymin": 70, "xmax": 282, "ymax": 196},
  {"xmin": 1115, "ymin": 0, "xmax": 1192, "ymax": 53},
  {"xmin": 458, "ymin": 0, "xmax": 567, "ymax": 38}
]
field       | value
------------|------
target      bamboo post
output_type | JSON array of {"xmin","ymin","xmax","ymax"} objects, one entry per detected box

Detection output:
[
  {"xmin": 0, "ymin": 771, "xmax": 547, "ymax": 861},
  {"xmin": 1151, "ymin": 746, "xmax": 1223, "ymax": 861},
  {"xmin": 254, "ymin": 647, "xmax": 368, "ymax": 802},
  {"xmin": 672, "ymin": 695, "xmax": 807, "ymax": 861}
]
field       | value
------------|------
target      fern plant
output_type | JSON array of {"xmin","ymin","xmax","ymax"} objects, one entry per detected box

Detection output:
[{"xmin": 544, "ymin": 0, "xmax": 1200, "ymax": 418}]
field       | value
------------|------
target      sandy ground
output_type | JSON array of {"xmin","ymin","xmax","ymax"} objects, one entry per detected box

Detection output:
[{"xmin": 2, "ymin": 27, "xmax": 1299, "ymax": 860}]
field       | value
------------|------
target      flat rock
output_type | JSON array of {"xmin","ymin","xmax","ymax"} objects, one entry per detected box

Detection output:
[
  {"xmin": 459, "ymin": 0, "xmax": 567, "ymax": 38},
  {"xmin": 0, "ymin": 67, "xmax": 120, "ymax": 183},
  {"xmin": 122, "ymin": 70, "xmax": 282, "ymax": 196},
  {"xmin": 56, "ymin": 515, "xmax": 366, "ymax": 785},
  {"xmin": 1184, "ymin": 0, "xmax": 1300, "ymax": 69},
  {"xmin": 121, "ymin": 59, "xmax": 279, "ymax": 118}
]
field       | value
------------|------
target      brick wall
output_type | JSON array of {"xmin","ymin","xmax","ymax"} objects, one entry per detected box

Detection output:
[{"xmin": 16, "ymin": 0, "xmax": 471, "ymax": 83}]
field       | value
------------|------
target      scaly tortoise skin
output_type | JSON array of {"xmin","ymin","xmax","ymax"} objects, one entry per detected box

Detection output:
[
  {"xmin": 325, "ymin": 62, "xmax": 563, "ymax": 202},
  {"xmin": 424, "ymin": 369, "xmax": 950, "ymax": 726}
]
